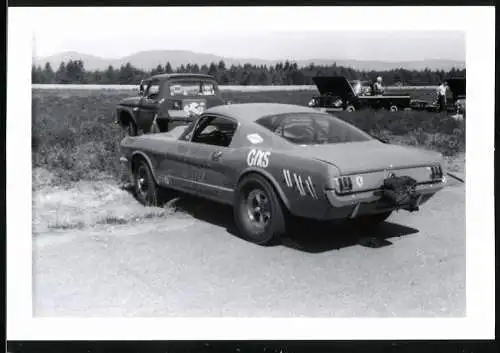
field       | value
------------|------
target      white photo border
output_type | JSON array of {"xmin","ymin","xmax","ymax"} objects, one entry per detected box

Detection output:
[{"xmin": 7, "ymin": 6, "xmax": 495, "ymax": 340}]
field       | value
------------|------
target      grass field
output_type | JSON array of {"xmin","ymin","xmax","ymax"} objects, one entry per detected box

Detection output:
[{"xmin": 32, "ymin": 87, "xmax": 464, "ymax": 186}]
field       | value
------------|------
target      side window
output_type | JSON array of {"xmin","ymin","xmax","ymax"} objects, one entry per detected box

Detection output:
[
  {"xmin": 144, "ymin": 80, "xmax": 161, "ymax": 99},
  {"xmin": 278, "ymin": 117, "xmax": 316, "ymax": 144},
  {"xmin": 191, "ymin": 115, "xmax": 238, "ymax": 147}
]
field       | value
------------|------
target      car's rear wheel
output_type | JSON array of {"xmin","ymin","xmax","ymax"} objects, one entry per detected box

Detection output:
[
  {"xmin": 389, "ymin": 105, "xmax": 398, "ymax": 112},
  {"xmin": 133, "ymin": 159, "xmax": 160, "ymax": 207},
  {"xmin": 345, "ymin": 105, "xmax": 356, "ymax": 112},
  {"xmin": 357, "ymin": 211, "xmax": 392, "ymax": 227},
  {"xmin": 234, "ymin": 174, "xmax": 287, "ymax": 245}
]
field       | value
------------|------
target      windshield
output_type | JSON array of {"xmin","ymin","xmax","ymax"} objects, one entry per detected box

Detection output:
[
  {"xmin": 168, "ymin": 80, "xmax": 217, "ymax": 96},
  {"xmin": 257, "ymin": 113, "xmax": 373, "ymax": 145}
]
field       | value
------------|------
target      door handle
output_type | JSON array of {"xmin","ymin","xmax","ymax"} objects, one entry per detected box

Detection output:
[{"xmin": 211, "ymin": 150, "xmax": 223, "ymax": 161}]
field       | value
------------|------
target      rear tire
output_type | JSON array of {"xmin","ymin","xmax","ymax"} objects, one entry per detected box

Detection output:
[
  {"xmin": 133, "ymin": 159, "xmax": 160, "ymax": 207},
  {"xmin": 345, "ymin": 105, "xmax": 356, "ymax": 112},
  {"xmin": 234, "ymin": 174, "xmax": 287, "ymax": 245},
  {"xmin": 389, "ymin": 105, "xmax": 398, "ymax": 112}
]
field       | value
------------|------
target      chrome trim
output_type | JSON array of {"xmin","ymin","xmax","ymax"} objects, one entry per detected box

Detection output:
[{"xmin": 168, "ymin": 175, "xmax": 234, "ymax": 192}]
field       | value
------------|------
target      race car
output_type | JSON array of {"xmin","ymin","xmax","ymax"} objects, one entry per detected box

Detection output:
[{"xmin": 120, "ymin": 103, "xmax": 448, "ymax": 245}]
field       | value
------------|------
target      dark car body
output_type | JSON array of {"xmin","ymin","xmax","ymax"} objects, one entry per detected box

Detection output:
[
  {"xmin": 308, "ymin": 76, "xmax": 412, "ymax": 112},
  {"xmin": 410, "ymin": 77, "xmax": 466, "ymax": 115},
  {"xmin": 115, "ymin": 73, "xmax": 225, "ymax": 135},
  {"xmin": 120, "ymin": 103, "xmax": 447, "ymax": 244}
]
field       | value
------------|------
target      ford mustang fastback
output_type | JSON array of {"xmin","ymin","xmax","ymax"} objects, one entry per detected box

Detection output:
[{"xmin": 119, "ymin": 103, "xmax": 448, "ymax": 245}]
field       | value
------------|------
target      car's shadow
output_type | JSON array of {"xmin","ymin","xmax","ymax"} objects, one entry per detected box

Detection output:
[{"xmin": 124, "ymin": 186, "xmax": 419, "ymax": 254}]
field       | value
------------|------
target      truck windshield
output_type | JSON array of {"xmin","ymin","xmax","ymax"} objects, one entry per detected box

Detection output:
[
  {"xmin": 169, "ymin": 80, "xmax": 216, "ymax": 96},
  {"xmin": 257, "ymin": 113, "xmax": 373, "ymax": 145}
]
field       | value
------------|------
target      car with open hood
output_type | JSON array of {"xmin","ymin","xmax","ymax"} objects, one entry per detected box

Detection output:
[
  {"xmin": 307, "ymin": 76, "xmax": 412, "ymax": 112},
  {"xmin": 120, "ymin": 103, "xmax": 448, "ymax": 245},
  {"xmin": 115, "ymin": 73, "xmax": 226, "ymax": 136}
]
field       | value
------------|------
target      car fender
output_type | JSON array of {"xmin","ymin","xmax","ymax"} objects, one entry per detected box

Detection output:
[{"xmin": 237, "ymin": 167, "xmax": 292, "ymax": 211}]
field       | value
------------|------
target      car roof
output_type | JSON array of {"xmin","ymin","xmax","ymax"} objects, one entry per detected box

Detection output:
[
  {"xmin": 147, "ymin": 73, "xmax": 216, "ymax": 81},
  {"xmin": 204, "ymin": 103, "xmax": 322, "ymax": 123}
]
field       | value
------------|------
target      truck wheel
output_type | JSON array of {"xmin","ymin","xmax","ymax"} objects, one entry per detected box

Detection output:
[
  {"xmin": 234, "ymin": 174, "xmax": 287, "ymax": 245},
  {"xmin": 123, "ymin": 120, "xmax": 138, "ymax": 136},
  {"xmin": 133, "ymin": 159, "xmax": 160, "ymax": 206},
  {"xmin": 345, "ymin": 105, "xmax": 356, "ymax": 112},
  {"xmin": 389, "ymin": 105, "xmax": 398, "ymax": 112}
]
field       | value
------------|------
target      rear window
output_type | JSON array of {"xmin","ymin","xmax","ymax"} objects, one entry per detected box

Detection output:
[
  {"xmin": 256, "ymin": 113, "xmax": 373, "ymax": 145},
  {"xmin": 168, "ymin": 80, "xmax": 217, "ymax": 96}
]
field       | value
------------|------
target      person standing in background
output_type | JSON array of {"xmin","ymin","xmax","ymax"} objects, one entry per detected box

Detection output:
[
  {"xmin": 437, "ymin": 81, "xmax": 448, "ymax": 112},
  {"xmin": 372, "ymin": 76, "xmax": 385, "ymax": 95}
]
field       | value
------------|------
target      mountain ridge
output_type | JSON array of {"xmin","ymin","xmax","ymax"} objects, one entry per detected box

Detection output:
[{"xmin": 33, "ymin": 50, "xmax": 466, "ymax": 72}]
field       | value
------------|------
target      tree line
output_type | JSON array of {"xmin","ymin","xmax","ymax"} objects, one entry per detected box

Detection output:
[{"xmin": 32, "ymin": 59, "xmax": 466, "ymax": 86}]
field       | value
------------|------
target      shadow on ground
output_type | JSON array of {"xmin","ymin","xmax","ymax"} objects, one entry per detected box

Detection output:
[{"xmin": 124, "ymin": 186, "xmax": 419, "ymax": 254}]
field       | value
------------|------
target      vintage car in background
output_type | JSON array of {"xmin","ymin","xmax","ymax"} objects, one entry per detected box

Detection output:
[
  {"xmin": 307, "ymin": 76, "xmax": 412, "ymax": 112},
  {"xmin": 410, "ymin": 77, "xmax": 466, "ymax": 115},
  {"xmin": 115, "ymin": 73, "xmax": 226, "ymax": 136},
  {"xmin": 120, "ymin": 103, "xmax": 447, "ymax": 245}
]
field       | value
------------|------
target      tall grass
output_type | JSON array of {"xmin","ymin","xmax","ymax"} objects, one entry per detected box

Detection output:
[{"xmin": 32, "ymin": 88, "xmax": 464, "ymax": 184}]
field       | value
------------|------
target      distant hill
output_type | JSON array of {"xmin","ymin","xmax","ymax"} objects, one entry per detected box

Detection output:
[{"xmin": 33, "ymin": 50, "xmax": 466, "ymax": 72}]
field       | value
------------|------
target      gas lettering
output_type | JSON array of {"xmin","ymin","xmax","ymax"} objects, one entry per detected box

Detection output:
[{"xmin": 247, "ymin": 149, "xmax": 271, "ymax": 168}]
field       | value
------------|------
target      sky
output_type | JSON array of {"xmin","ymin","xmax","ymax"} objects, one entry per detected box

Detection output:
[{"xmin": 29, "ymin": 7, "xmax": 466, "ymax": 61}]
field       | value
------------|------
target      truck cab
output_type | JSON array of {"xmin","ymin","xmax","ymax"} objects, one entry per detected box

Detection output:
[{"xmin": 116, "ymin": 73, "xmax": 225, "ymax": 135}]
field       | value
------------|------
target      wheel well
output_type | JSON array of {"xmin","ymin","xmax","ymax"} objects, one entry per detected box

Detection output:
[
  {"xmin": 118, "ymin": 110, "xmax": 136, "ymax": 128},
  {"xmin": 237, "ymin": 170, "xmax": 290, "ymax": 210}
]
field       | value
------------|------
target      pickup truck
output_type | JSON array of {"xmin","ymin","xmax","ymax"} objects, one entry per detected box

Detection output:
[{"xmin": 115, "ymin": 73, "xmax": 226, "ymax": 135}]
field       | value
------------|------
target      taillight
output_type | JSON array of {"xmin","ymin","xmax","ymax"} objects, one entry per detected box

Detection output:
[
  {"xmin": 335, "ymin": 176, "xmax": 353, "ymax": 193},
  {"xmin": 428, "ymin": 165, "xmax": 443, "ymax": 180}
]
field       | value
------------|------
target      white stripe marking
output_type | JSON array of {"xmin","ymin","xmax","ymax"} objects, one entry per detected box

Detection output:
[{"xmin": 293, "ymin": 173, "xmax": 306, "ymax": 196}]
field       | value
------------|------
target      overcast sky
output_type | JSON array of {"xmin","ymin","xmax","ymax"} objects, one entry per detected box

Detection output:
[{"xmin": 29, "ymin": 7, "xmax": 465, "ymax": 61}]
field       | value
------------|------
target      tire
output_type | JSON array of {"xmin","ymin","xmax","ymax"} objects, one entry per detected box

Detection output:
[
  {"xmin": 389, "ymin": 105, "xmax": 398, "ymax": 112},
  {"xmin": 133, "ymin": 158, "xmax": 160, "ymax": 207},
  {"xmin": 234, "ymin": 174, "xmax": 287, "ymax": 245},
  {"xmin": 357, "ymin": 211, "xmax": 392, "ymax": 227},
  {"xmin": 345, "ymin": 105, "xmax": 356, "ymax": 112},
  {"xmin": 121, "ymin": 119, "xmax": 138, "ymax": 136}
]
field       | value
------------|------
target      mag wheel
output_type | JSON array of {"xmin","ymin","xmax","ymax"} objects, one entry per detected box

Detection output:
[
  {"xmin": 133, "ymin": 159, "xmax": 160, "ymax": 206},
  {"xmin": 345, "ymin": 105, "xmax": 356, "ymax": 112},
  {"xmin": 234, "ymin": 174, "xmax": 287, "ymax": 245},
  {"xmin": 389, "ymin": 105, "xmax": 399, "ymax": 112}
]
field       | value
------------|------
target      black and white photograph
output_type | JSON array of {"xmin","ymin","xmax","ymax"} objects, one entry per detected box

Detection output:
[{"xmin": 6, "ymin": 5, "xmax": 495, "ymax": 341}]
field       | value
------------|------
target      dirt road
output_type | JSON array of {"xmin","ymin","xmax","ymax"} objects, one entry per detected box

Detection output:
[{"xmin": 33, "ymin": 174, "xmax": 465, "ymax": 317}]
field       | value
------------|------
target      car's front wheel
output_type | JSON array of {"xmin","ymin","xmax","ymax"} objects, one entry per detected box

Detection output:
[
  {"xmin": 345, "ymin": 105, "xmax": 356, "ymax": 112},
  {"xmin": 133, "ymin": 159, "xmax": 160, "ymax": 206},
  {"xmin": 389, "ymin": 105, "xmax": 399, "ymax": 112},
  {"xmin": 234, "ymin": 174, "xmax": 287, "ymax": 245}
]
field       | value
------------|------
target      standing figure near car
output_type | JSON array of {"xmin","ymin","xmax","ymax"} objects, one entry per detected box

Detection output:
[
  {"xmin": 372, "ymin": 76, "xmax": 385, "ymax": 96},
  {"xmin": 437, "ymin": 81, "xmax": 448, "ymax": 112}
]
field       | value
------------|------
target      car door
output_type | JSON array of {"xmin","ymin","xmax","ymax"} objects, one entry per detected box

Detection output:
[
  {"xmin": 138, "ymin": 79, "xmax": 161, "ymax": 132},
  {"xmin": 180, "ymin": 114, "xmax": 238, "ymax": 202}
]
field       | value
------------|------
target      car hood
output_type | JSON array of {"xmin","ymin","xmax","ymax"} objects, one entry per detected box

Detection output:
[
  {"xmin": 446, "ymin": 78, "xmax": 466, "ymax": 101},
  {"xmin": 312, "ymin": 76, "xmax": 356, "ymax": 98},
  {"xmin": 118, "ymin": 96, "xmax": 142, "ymax": 107},
  {"xmin": 290, "ymin": 140, "xmax": 442, "ymax": 175}
]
